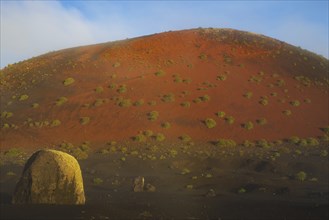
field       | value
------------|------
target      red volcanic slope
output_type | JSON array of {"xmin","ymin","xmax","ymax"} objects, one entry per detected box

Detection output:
[{"xmin": 0, "ymin": 28, "xmax": 328, "ymax": 149}]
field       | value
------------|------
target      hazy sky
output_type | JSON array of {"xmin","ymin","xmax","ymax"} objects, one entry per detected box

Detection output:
[{"xmin": 1, "ymin": 1, "xmax": 328, "ymax": 68}]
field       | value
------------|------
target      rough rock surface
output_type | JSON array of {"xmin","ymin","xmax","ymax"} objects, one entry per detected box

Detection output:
[{"xmin": 12, "ymin": 149, "xmax": 85, "ymax": 204}]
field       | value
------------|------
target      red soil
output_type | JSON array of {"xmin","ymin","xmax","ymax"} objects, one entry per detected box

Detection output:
[{"xmin": 0, "ymin": 28, "xmax": 328, "ymax": 150}]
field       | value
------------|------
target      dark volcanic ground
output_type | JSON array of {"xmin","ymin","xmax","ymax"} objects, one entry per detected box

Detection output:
[{"xmin": 1, "ymin": 142, "xmax": 328, "ymax": 220}]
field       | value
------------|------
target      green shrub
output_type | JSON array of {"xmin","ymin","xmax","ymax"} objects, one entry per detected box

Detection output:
[
  {"xmin": 283, "ymin": 110, "xmax": 292, "ymax": 116},
  {"xmin": 225, "ymin": 116, "xmax": 235, "ymax": 124},
  {"xmin": 290, "ymin": 100, "xmax": 301, "ymax": 107},
  {"xmin": 217, "ymin": 75, "xmax": 227, "ymax": 81},
  {"xmin": 216, "ymin": 139, "xmax": 236, "ymax": 147},
  {"xmin": 109, "ymin": 83, "xmax": 117, "ymax": 89},
  {"xmin": 193, "ymin": 97, "xmax": 202, "ymax": 103},
  {"xmin": 118, "ymin": 99, "xmax": 132, "ymax": 107},
  {"xmin": 19, "ymin": 94, "xmax": 29, "ymax": 101},
  {"xmin": 95, "ymin": 86, "xmax": 104, "ymax": 93},
  {"xmin": 134, "ymin": 99, "xmax": 144, "ymax": 106},
  {"xmin": 148, "ymin": 100, "xmax": 157, "ymax": 106},
  {"xmin": 181, "ymin": 101, "xmax": 190, "ymax": 108},
  {"xmin": 243, "ymin": 121, "xmax": 254, "ymax": 130},
  {"xmin": 199, "ymin": 53, "xmax": 207, "ymax": 60},
  {"xmin": 94, "ymin": 99, "xmax": 105, "ymax": 107},
  {"xmin": 201, "ymin": 95, "xmax": 210, "ymax": 102},
  {"xmin": 216, "ymin": 111, "xmax": 226, "ymax": 118},
  {"xmin": 259, "ymin": 99, "xmax": 268, "ymax": 106},
  {"xmin": 134, "ymin": 134, "xmax": 147, "ymax": 142},
  {"xmin": 1, "ymin": 111, "xmax": 13, "ymax": 119},
  {"xmin": 242, "ymin": 140, "xmax": 255, "ymax": 147},
  {"xmin": 32, "ymin": 103, "xmax": 39, "ymax": 108},
  {"xmin": 154, "ymin": 70, "xmax": 166, "ymax": 77},
  {"xmin": 256, "ymin": 118, "xmax": 267, "ymax": 125},
  {"xmin": 63, "ymin": 77, "xmax": 75, "ymax": 86},
  {"xmin": 148, "ymin": 111, "xmax": 159, "ymax": 121},
  {"xmin": 143, "ymin": 130, "xmax": 153, "ymax": 137},
  {"xmin": 179, "ymin": 134, "xmax": 191, "ymax": 142},
  {"xmin": 93, "ymin": 177, "xmax": 104, "ymax": 185},
  {"xmin": 51, "ymin": 119, "xmax": 61, "ymax": 127},
  {"xmin": 117, "ymin": 85, "xmax": 127, "ymax": 94},
  {"xmin": 154, "ymin": 133, "xmax": 165, "ymax": 141},
  {"xmin": 56, "ymin": 97, "xmax": 68, "ymax": 106},
  {"xmin": 256, "ymin": 139, "xmax": 270, "ymax": 148},
  {"xmin": 113, "ymin": 62, "xmax": 120, "ymax": 68},
  {"xmin": 295, "ymin": 171, "xmax": 307, "ymax": 182},
  {"xmin": 243, "ymin": 92, "xmax": 253, "ymax": 99},
  {"xmin": 162, "ymin": 93, "xmax": 175, "ymax": 102},
  {"xmin": 161, "ymin": 122, "xmax": 171, "ymax": 129},
  {"xmin": 80, "ymin": 117, "xmax": 90, "ymax": 125},
  {"xmin": 306, "ymin": 137, "xmax": 319, "ymax": 146},
  {"xmin": 204, "ymin": 118, "xmax": 217, "ymax": 128},
  {"xmin": 289, "ymin": 136, "xmax": 300, "ymax": 144}
]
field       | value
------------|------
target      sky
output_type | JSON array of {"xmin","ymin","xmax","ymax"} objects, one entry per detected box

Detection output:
[{"xmin": 1, "ymin": 0, "xmax": 328, "ymax": 68}]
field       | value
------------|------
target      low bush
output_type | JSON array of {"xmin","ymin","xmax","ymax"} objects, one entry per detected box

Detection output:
[
  {"xmin": 256, "ymin": 118, "xmax": 267, "ymax": 125},
  {"xmin": 290, "ymin": 100, "xmax": 301, "ymax": 107},
  {"xmin": 154, "ymin": 70, "xmax": 166, "ymax": 77},
  {"xmin": 118, "ymin": 99, "xmax": 132, "ymax": 107},
  {"xmin": 283, "ymin": 110, "xmax": 292, "ymax": 116},
  {"xmin": 243, "ymin": 92, "xmax": 253, "ymax": 99},
  {"xmin": 243, "ymin": 121, "xmax": 254, "ymax": 130},
  {"xmin": 63, "ymin": 77, "xmax": 75, "ymax": 86},
  {"xmin": 162, "ymin": 93, "xmax": 175, "ymax": 102},
  {"xmin": 56, "ymin": 97, "xmax": 68, "ymax": 106},
  {"xmin": 225, "ymin": 116, "xmax": 235, "ymax": 124},
  {"xmin": 134, "ymin": 99, "xmax": 144, "ymax": 106},
  {"xmin": 80, "ymin": 117, "xmax": 90, "ymax": 125},
  {"xmin": 51, "ymin": 119, "xmax": 61, "ymax": 127},
  {"xmin": 181, "ymin": 101, "xmax": 191, "ymax": 108},
  {"xmin": 216, "ymin": 111, "xmax": 226, "ymax": 118},
  {"xmin": 134, "ymin": 134, "xmax": 147, "ymax": 142},
  {"xmin": 295, "ymin": 171, "xmax": 307, "ymax": 182},
  {"xmin": 204, "ymin": 118, "xmax": 217, "ymax": 128},
  {"xmin": 19, "ymin": 94, "xmax": 29, "ymax": 101},
  {"xmin": 154, "ymin": 133, "xmax": 165, "ymax": 141},
  {"xmin": 179, "ymin": 134, "xmax": 191, "ymax": 142},
  {"xmin": 161, "ymin": 122, "xmax": 171, "ymax": 129},
  {"xmin": 215, "ymin": 139, "xmax": 236, "ymax": 147},
  {"xmin": 95, "ymin": 86, "xmax": 104, "ymax": 93},
  {"xmin": 148, "ymin": 111, "xmax": 159, "ymax": 121}
]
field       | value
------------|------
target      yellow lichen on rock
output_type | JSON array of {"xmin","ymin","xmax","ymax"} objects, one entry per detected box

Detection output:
[{"xmin": 12, "ymin": 149, "xmax": 85, "ymax": 204}]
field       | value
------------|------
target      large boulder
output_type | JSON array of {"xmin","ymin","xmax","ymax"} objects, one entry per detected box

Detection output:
[{"xmin": 12, "ymin": 149, "xmax": 85, "ymax": 204}]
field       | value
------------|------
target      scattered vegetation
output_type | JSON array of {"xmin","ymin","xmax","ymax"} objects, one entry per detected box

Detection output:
[
  {"xmin": 290, "ymin": 100, "xmax": 301, "ymax": 107},
  {"xmin": 134, "ymin": 99, "xmax": 144, "ymax": 106},
  {"xmin": 148, "ymin": 111, "xmax": 159, "ymax": 121},
  {"xmin": 179, "ymin": 134, "xmax": 191, "ymax": 142},
  {"xmin": 256, "ymin": 118, "xmax": 267, "ymax": 125},
  {"xmin": 95, "ymin": 86, "xmax": 104, "ymax": 93},
  {"xmin": 63, "ymin": 77, "xmax": 75, "ymax": 86},
  {"xmin": 118, "ymin": 99, "xmax": 132, "ymax": 107},
  {"xmin": 199, "ymin": 53, "xmax": 207, "ymax": 60},
  {"xmin": 134, "ymin": 133, "xmax": 147, "ymax": 142},
  {"xmin": 161, "ymin": 122, "xmax": 171, "ymax": 129},
  {"xmin": 295, "ymin": 171, "xmax": 307, "ymax": 182},
  {"xmin": 19, "ymin": 94, "xmax": 29, "ymax": 101},
  {"xmin": 117, "ymin": 85, "xmax": 127, "ymax": 94},
  {"xmin": 154, "ymin": 133, "xmax": 165, "ymax": 141},
  {"xmin": 162, "ymin": 93, "xmax": 175, "ymax": 102},
  {"xmin": 154, "ymin": 70, "xmax": 166, "ymax": 77},
  {"xmin": 55, "ymin": 97, "xmax": 68, "ymax": 106},
  {"xmin": 224, "ymin": 116, "xmax": 235, "ymax": 124},
  {"xmin": 215, "ymin": 139, "xmax": 236, "ymax": 147},
  {"xmin": 216, "ymin": 75, "xmax": 227, "ymax": 81},
  {"xmin": 204, "ymin": 118, "xmax": 217, "ymax": 128},
  {"xmin": 259, "ymin": 98, "xmax": 268, "ymax": 106},
  {"xmin": 283, "ymin": 110, "xmax": 292, "ymax": 116},
  {"xmin": 51, "ymin": 119, "xmax": 61, "ymax": 127},
  {"xmin": 243, "ymin": 121, "xmax": 254, "ymax": 130},
  {"xmin": 216, "ymin": 111, "xmax": 226, "ymax": 118},
  {"xmin": 180, "ymin": 101, "xmax": 191, "ymax": 108},
  {"xmin": 80, "ymin": 117, "xmax": 90, "ymax": 125},
  {"xmin": 243, "ymin": 92, "xmax": 253, "ymax": 99}
]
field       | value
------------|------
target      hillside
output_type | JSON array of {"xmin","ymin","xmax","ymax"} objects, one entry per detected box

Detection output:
[{"xmin": 0, "ymin": 28, "xmax": 328, "ymax": 150}]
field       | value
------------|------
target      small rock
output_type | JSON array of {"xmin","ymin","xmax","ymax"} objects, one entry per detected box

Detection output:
[
  {"xmin": 133, "ymin": 176, "xmax": 144, "ymax": 192},
  {"xmin": 205, "ymin": 189, "xmax": 216, "ymax": 197},
  {"xmin": 145, "ymin": 183, "xmax": 156, "ymax": 192}
]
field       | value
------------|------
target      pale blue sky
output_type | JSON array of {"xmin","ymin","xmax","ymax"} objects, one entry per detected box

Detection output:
[{"xmin": 1, "ymin": 1, "xmax": 328, "ymax": 68}]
